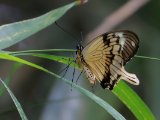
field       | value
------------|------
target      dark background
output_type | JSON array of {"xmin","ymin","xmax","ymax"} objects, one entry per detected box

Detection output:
[{"xmin": 0, "ymin": 0, "xmax": 159, "ymax": 120}]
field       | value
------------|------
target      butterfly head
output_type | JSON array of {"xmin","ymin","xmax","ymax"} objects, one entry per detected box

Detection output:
[
  {"xmin": 76, "ymin": 44, "xmax": 84, "ymax": 68},
  {"xmin": 76, "ymin": 44, "xmax": 84, "ymax": 56},
  {"xmin": 76, "ymin": 44, "xmax": 83, "ymax": 51}
]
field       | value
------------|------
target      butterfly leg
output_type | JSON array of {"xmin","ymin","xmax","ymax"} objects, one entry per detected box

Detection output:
[
  {"xmin": 76, "ymin": 69, "xmax": 84, "ymax": 84},
  {"xmin": 58, "ymin": 58, "xmax": 75, "ymax": 78}
]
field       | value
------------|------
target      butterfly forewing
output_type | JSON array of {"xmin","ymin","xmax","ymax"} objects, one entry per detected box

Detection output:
[
  {"xmin": 76, "ymin": 30, "xmax": 139, "ymax": 90},
  {"xmin": 113, "ymin": 31, "xmax": 139, "ymax": 64}
]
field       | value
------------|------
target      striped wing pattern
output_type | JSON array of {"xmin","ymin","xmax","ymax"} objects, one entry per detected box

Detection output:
[{"xmin": 76, "ymin": 30, "xmax": 139, "ymax": 90}]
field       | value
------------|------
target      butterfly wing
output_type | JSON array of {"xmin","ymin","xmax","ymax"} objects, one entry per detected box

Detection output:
[
  {"xmin": 113, "ymin": 31, "xmax": 139, "ymax": 64},
  {"xmin": 82, "ymin": 30, "xmax": 139, "ymax": 90}
]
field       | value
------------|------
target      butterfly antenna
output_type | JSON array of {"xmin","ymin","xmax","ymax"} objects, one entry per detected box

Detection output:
[
  {"xmin": 80, "ymin": 31, "xmax": 84, "ymax": 46},
  {"xmin": 55, "ymin": 21, "xmax": 80, "ymax": 45},
  {"xmin": 58, "ymin": 58, "xmax": 74, "ymax": 77}
]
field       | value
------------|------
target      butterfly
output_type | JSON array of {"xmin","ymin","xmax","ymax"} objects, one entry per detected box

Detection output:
[{"xmin": 76, "ymin": 30, "xmax": 139, "ymax": 90}]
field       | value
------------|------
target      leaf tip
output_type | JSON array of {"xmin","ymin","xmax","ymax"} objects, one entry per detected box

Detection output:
[{"xmin": 76, "ymin": 0, "xmax": 88, "ymax": 5}]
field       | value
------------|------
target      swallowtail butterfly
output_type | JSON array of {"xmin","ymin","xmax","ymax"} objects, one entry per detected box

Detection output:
[{"xmin": 76, "ymin": 30, "xmax": 139, "ymax": 90}]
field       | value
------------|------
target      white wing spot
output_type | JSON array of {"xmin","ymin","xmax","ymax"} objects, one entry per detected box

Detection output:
[
  {"xmin": 131, "ymin": 41, "xmax": 135, "ymax": 47},
  {"xmin": 115, "ymin": 32, "xmax": 126, "ymax": 50}
]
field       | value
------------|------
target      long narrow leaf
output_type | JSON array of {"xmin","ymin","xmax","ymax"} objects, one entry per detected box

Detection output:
[
  {"xmin": 0, "ymin": 53, "xmax": 125, "ymax": 120},
  {"xmin": 0, "ymin": 1, "xmax": 80, "ymax": 49},
  {"xmin": 9, "ymin": 49, "xmax": 76, "ymax": 54},
  {"xmin": 113, "ymin": 81, "xmax": 156, "ymax": 120},
  {"xmin": 0, "ymin": 63, "xmax": 22, "ymax": 96},
  {"xmin": 135, "ymin": 55, "xmax": 160, "ymax": 61},
  {"xmin": 30, "ymin": 53, "xmax": 156, "ymax": 120},
  {"xmin": 15, "ymin": 53, "xmax": 77, "ymax": 68},
  {"xmin": 6, "ymin": 50, "xmax": 157, "ymax": 119},
  {"xmin": 0, "ymin": 78, "xmax": 28, "ymax": 120}
]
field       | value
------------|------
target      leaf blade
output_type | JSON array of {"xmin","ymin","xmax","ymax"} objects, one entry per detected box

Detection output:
[
  {"xmin": 113, "ymin": 81, "xmax": 156, "ymax": 120},
  {"xmin": 0, "ymin": 78, "xmax": 28, "ymax": 120},
  {"xmin": 0, "ymin": 63, "xmax": 22, "ymax": 96},
  {"xmin": 0, "ymin": 52, "xmax": 125, "ymax": 120},
  {"xmin": 2, "ymin": 51, "xmax": 157, "ymax": 119},
  {"xmin": 0, "ymin": 1, "xmax": 78, "ymax": 49}
]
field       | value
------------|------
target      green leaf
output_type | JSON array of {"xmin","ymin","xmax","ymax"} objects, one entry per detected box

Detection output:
[
  {"xmin": 135, "ymin": 55, "xmax": 160, "ymax": 61},
  {"xmin": 14, "ymin": 53, "xmax": 75, "ymax": 66},
  {"xmin": 0, "ymin": 52, "xmax": 125, "ymax": 120},
  {"xmin": 31, "ymin": 52, "xmax": 156, "ymax": 120},
  {"xmin": 113, "ymin": 81, "xmax": 156, "ymax": 120},
  {"xmin": 0, "ymin": 63, "xmax": 22, "ymax": 96},
  {"xmin": 0, "ymin": 78, "xmax": 28, "ymax": 120},
  {"xmin": 16, "ymin": 53, "xmax": 78, "ymax": 68},
  {"xmin": 32, "ymin": 53, "xmax": 79, "ymax": 67},
  {"xmin": 7, "ymin": 50, "xmax": 157, "ymax": 119},
  {"xmin": 9, "ymin": 49, "xmax": 76, "ymax": 54},
  {"xmin": 0, "ymin": 1, "xmax": 79, "ymax": 50},
  {"xmin": 9, "ymin": 50, "xmax": 78, "ymax": 68}
]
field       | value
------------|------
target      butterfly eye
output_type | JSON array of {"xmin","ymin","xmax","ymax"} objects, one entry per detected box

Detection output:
[
  {"xmin": 76, "ymin": 44, "xmax": 83, "ymax": 51},
  {"xmin": 80, "ymin": 45, "xmax": 84, "ymax": 50},
  {"xmin": 76, "ymin": 45, "xmax": 80, "ymax": 50}
]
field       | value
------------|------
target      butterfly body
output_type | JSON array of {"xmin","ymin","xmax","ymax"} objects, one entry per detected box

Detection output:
[
  {"xmin": 76, "ymin": 45, "xmax": 97, "ymax": 84},
  {"xmin": 76, "ymin": 30, "xmax": 139, "ymax": 90}
]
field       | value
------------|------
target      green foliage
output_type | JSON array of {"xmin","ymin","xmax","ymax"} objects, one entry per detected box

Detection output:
[
  {"xmin": 0, "ymin": 78, "xmax": 28, "ymax": 120},
  {"xmin": 0, "ymin": 1, "xmax": 78, "ymax": 49},
  {"xmin": 0, "ymin": 1, "xmax": 156, "ymax": 120},
  {"xmin": 0, "ymin": 63, "xmax": 22, "ymax": 96},
  {"xmin": 113, "ymin": 81, "xmax": 155, "ymax": 120},
  {"xmin": 0, "ymin": 52, "xmax": 125, "ymax": 120},
  {"xmin": 8, "ymin": 51, "xmax": 156, "ymax": 120}
]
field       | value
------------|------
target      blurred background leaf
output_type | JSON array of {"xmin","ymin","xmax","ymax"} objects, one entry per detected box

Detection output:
[{"xmin": 0, "ymin": 1, "xmax": 78, "ymax": 49}]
